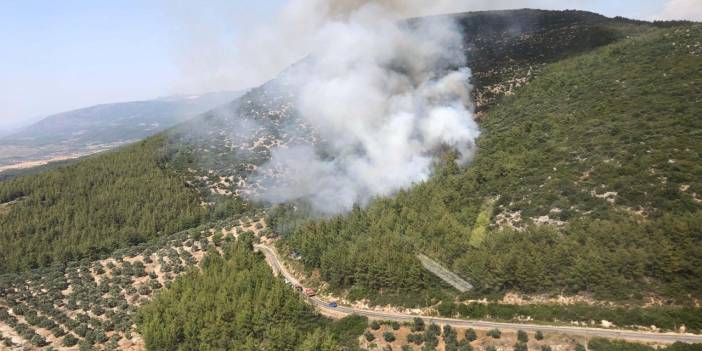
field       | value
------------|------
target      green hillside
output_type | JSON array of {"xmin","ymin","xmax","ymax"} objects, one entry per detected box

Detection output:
[
  {"xmin": 0, "ymin": 136, "xmax": 208, "ymax": 273},
  {"xmin": 282, "ymin": 24, "xmax": 702, "ymax": 304}
]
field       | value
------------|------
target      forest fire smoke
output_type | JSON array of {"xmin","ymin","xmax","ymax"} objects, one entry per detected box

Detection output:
[{"xmin": 250, "ymin": 0, "xmax": 480, "ymax": 214}]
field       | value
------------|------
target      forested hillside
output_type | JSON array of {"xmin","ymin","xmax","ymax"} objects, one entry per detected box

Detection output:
[
  {"xmin": 0, "ymin": 136, "xmax": 208, "ymax": 273},
  {"xmin": 137, "ymin": 234, "xmax": 365, "ymax": 350},
  {"xmin": 280, "ymin": 24, "xmax": 702, "ymax": 304}
]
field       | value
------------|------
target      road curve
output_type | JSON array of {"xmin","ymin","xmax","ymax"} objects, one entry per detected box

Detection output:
[{"xmin": 254, "ymin": 244, "xmax": 702, "ymax": 344}]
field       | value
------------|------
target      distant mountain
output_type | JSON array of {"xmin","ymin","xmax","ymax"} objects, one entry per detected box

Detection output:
[{"xmin": 0, "ymin": 91, "xmax": 242, "ymax": 169}]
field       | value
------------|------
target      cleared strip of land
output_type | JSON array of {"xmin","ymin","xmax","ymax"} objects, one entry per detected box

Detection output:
[{"xmin": 417, "ymin": 253, "xmax": 473, "ymax": 292}]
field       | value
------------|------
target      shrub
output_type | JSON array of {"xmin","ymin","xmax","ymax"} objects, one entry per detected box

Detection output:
[
  {"xmin": 424, "ymin": 325, "xmax": 440, "ymax": 348},
  {"xmin": 535, "ymin": 330, "xmax": 544, "ymax": 340},
  {"xmin": 514, "ymin": 342, "xmax": 528, "ymax": 351},
  {"xmin": 517, "ymin": 330, "xmax": 528, "ymax": 342},
  {"xmin": 458, "ymin": 339, "xmax": 473, "ymax": 351},
  {"xmin": 79, "ymin": 339, "xmax": 94, "ymax": 351},
  {"xmin": 51, "ymin": 326, "xmax": 65, "ymax": 337},
  {"xmin": 383, "ymin": 331, "xmax": 396, "ymax": 342},
  {"xmin": 63, "ymin": 334, "xmax": 79, "ymax": 347},
  {"xmin": 407, "ymin": 333, "xmax": 424, "ymax": 345},
  {"xmin": 3, "ymin": 337, "xmax": 13, "ymax": 347},
  {"xmin": 75, "ymin": 323, "xmax": 88, "ymax": 337},
  {"xmin": 138, "ymin": 285, "xmax": 151, "ymax": 295},
  {"xmin": 371, "ymin": 321, "xmax": 381, "ymax": 330},
  {"xmin": 443, "ymin": 324, "xmax": 457, "ymax": 345},
  {"xmin": 76, "ymin": 313, "xmax": 90, "ymax": 324},
  {"xmin": 412, "ymin": 317, "xmax": 425, "ymax": 331},
  {"xmin": 487, "ymin": 328, "xmax": 501, "ymax": 339},
  {"xmin": 95, "ymin": 328, "xmax": 108, "ymax": 343},
  {"xmin": 465, "ymin": 328, "xmax": 477, "ymax": 341},
  {"xmin": 12, "ymin": 305, "xmax": 25, "ymax": 315},
  {"xmin": 93, "ymin": 305, "xmax": 105, "ymax": 316},
  {"xmin": 391, "ymin": 321, "xmax": 400, "ymax": 330},
  {"xmin": 364, "ymin": 331, "xmax": 375, "ymax": 342},
  {"xmin": 438, "ymin": 301, "xmax": 456, "ymax": 316},
  {"xmin": 30, "ymin": 334, "xmax": 47, "ymax": 347},
  {"xmin": 428, "ymin": 323, "xmax": 440, "ymax": 335}
]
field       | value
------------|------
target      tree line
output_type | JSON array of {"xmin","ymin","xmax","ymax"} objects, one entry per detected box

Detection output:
[{"xmin": 0, "ymin": 135, "xmax": 207, "ymax": 273}]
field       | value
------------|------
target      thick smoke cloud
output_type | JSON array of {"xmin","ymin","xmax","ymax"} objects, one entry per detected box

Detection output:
[
  {"xmin": 250, "ymin": 1, "xmax": 480, "ymax": 214},
  {"xmin": 170, "ymin": 0, "xmax": 689, "ymax": 95}
]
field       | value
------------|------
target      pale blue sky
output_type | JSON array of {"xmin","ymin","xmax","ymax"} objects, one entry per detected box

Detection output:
[
  {"xmin": 0, "ymin": 0, "xmax": 285, "ymax": 130},
  {"xmin": 0, "ymin": 0, "xmax": 693, "ymax": 130}
]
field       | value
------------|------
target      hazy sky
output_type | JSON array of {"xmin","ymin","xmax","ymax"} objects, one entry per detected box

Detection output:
[{"xmin": 0, "ymin": 0, "xmax": 698, "ymax": 131}]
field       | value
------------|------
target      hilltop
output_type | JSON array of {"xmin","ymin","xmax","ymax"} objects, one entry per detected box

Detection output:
[{"xmin": 162, "ymin": 9, "xmax": 653, "ymax": 200}]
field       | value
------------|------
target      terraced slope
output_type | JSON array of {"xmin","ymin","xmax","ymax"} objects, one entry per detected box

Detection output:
[{"xmin": 0, "ymin": 214, "xmax": 268, "ymax": 350}]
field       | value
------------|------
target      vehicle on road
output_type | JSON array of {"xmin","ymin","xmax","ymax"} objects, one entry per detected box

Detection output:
[
  {"xmin": 328, "ymin": 301, "xmax": 337, "ymax": 308},
  {"xmin": 304, "ymin": 288, "xmax": 316, "ymax": 297}
]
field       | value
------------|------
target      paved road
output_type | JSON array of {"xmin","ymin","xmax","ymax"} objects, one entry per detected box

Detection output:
[{"xmin": 254, "ymin": 244, "xmax": 702, "ymax": 344}]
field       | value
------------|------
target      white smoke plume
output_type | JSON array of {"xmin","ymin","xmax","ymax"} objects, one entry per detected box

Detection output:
[
  {"xmin": 251, "ymin": 1, "xmax": 480, "ymax": 214},
  {"xmin": 168, "ymin": 0, "xmax": 642, "ymax": 94}
]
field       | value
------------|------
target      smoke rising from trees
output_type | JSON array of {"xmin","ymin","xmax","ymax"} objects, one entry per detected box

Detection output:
[{"xmin": 249, "ymin": 1, "xmax": 480, "ymax": 214}]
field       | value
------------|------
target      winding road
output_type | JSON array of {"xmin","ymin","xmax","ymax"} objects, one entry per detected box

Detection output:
[{"xmin": 254, "ymin": 244, "xmax": 702, "ymax": 344}]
